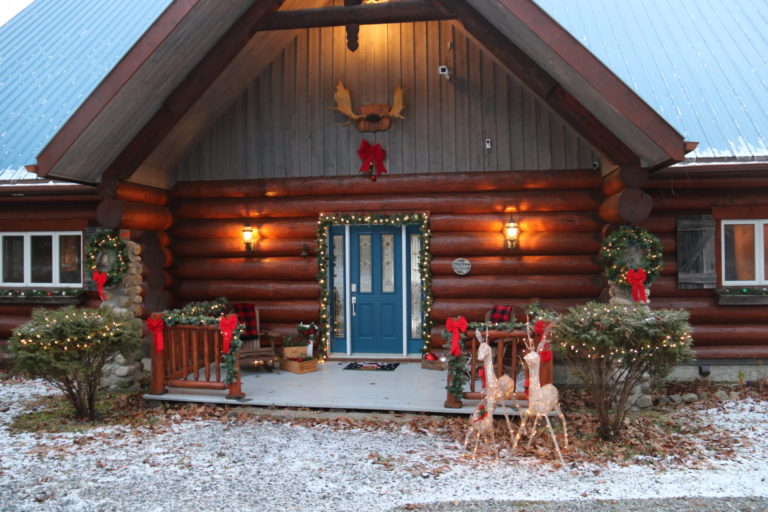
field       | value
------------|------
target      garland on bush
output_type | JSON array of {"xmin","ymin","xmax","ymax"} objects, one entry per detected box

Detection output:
[
  {"xmin": 84, "ymin": 230, "xmax": 130, "ymax": 286},
  {"xmin": 159, "ymin": 298, "xmax": 243, "ymax": 384},
  {"xmin": 599, "ymin": 225, "xmax": 663, "ymax": 287},
  {"xmin": 316, "ymin": 213, "xmax": 433, "ymax": 359}
]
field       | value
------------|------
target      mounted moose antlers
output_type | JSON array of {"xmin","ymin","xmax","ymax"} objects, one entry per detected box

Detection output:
[{"xmin": 332, "ymin": 81, "xmax": 405, "ymax": 132}]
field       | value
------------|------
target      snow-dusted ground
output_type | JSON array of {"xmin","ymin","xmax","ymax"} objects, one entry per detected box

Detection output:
[{"xmin": 0, "ymin": 379, "xmax": 766, "ymax": 512}]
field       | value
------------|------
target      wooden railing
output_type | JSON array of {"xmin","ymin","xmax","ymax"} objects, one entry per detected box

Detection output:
[
  {"xmin": 444, "ymin": 329, "xmax": 553, "ymax": 408},
  {"xmin": 150, "ymin": 324, "xmax": 245, "ymax": 399}
]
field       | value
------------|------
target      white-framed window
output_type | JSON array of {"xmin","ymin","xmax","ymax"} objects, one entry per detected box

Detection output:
[
  {"xmin": 721, "ymin": 220, "xmax": 767, "ymax": 286},
  {"xmin": 0, "ymin": 232, "xmax": 83, "ymax": 287}
]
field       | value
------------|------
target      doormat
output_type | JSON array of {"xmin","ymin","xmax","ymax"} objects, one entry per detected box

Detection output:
[{"xmin": 343, "ymin": 362, "xmax": 400, "ymax": 371}]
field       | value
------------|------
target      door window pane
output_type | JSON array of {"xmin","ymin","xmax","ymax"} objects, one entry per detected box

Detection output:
[
  {"xmin": 410, "ymin": 234, "xmax": 422, "ymax": 338},
  {"xmin": 382, "ymin": 234, "xmax": 394, "ymax": 293},
  {"xmin": 31, "ymin": 235, "xmax": 53, "ymax": 283},
  {"xmin": 359, "ymin": 234, "xmax": 372, "ymax": 293},
  {"xmin": 2, "ymin": 236, "xmax": 23, "ymax": 282},
  {"xmin": 724, "ymin": 224, "xmax": 755, "ymax": 281},
  {"xmin": 59, "ymin": 235, "xmax": 82, "ymax": 284},
  {"xmin": 332, "ymin": 234, "xmax": 345, "ymax": 337}
]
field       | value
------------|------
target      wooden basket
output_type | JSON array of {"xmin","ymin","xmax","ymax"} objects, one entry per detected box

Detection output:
[
  {"xmin": 280, "ymin": 346, "xmax": 308, "ymax": 359},
  {"xmin": 280, "ymin": 358, "xmax": 318, "ymax": 374}
]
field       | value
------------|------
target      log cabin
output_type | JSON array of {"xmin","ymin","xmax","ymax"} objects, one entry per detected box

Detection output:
[{"xmin": 0, "ymin": 0, "xmax": 766, "ymax": 374}]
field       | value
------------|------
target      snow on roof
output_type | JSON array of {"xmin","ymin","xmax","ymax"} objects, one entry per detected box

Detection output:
[
  {"xmin": 535, "ymin": 0, "xmax": 768, "ymax": 163},
  {"xmin": 0, "ymin": 0, "xmax": 172, "ymax": 171}
]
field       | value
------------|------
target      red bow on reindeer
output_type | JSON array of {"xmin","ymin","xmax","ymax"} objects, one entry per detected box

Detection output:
[
  {"xmin": 357, "ymin": 140, "xmax": 387, "ymax": 181},
  {"xmin": 219, "ymin": 314, "xmax": 239, "ymax": 354},
  {"xmin": 626, "ymin": 268, "xmax": 648, "ymax": 303},
  {"xmin": 445, "ymin": 316, "xmax": 467, "ymax": 358},
  {"xmin": 92, "ymin": 270, "xmax": 108, "ymax": 301},
  {"xmin": 146, "ymin": 315, "xmax": 165, "ymax": 352}
]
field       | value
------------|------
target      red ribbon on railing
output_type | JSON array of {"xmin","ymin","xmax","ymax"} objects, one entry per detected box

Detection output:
[
  {"xmin": 146, "ymin": 315, "xmax": 165, "ymax": 352},
  {"xmin": 445, "ymin": 316, "xmax": 467, "ymax": 358},
  {"xmin": 357, "ymin": 139, "xmax": 387, "ymax": 181},
  {"xmin": 478, "ymin": 367, "xmax": 486, "ymax": 389},
  {"xmin": 219, "ymin": 314, "xmax": 238, "ymax": 354},
  {"xmin": 626, "ymin": 268, "xmax": 648, "ymax": 303},
  {"xmin": 93, "ymin": 270, "xmax": 108, "ymax": 301}
]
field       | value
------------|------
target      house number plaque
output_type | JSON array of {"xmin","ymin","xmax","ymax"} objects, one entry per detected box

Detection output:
[{"xmin": 451, "ymin": 258, "xmax": 472, "ymax": 276}]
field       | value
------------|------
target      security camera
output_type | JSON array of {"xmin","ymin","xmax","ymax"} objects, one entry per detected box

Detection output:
[
  {"xmin": 591, "ymin": 160, "xmax": 600, "ymax": 170},
  {"xmin": 438, "ymin": 65, "xmax": 451, "ymax": 80}
]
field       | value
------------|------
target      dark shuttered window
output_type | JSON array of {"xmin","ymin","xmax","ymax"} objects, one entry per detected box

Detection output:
[{"xmin": 677, "ymin": 215, "xmax": 716, "ymax": 289}]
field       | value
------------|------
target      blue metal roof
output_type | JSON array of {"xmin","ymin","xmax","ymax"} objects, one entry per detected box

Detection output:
[
  {"xmin": 535, "ymin": 0, "xmax": 768, "ymax": 163},
  {"xmin": 0, "ymin": 0, "xmax": 172, "ymax": 173}
]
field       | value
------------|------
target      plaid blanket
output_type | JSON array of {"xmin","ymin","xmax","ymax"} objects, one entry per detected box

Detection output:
[
  {"xmin": 489, "ymin": 305, "xmax": 513, "ymax": 323},
  {"xmin": 232, "ymin": 303, "xmax": 259, "ymax": 339}
]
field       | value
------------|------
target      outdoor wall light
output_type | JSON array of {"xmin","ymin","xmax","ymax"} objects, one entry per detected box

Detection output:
[
  {"xmin": 505, "ymin": 221, "xmax": 519, "ymax": 249},
  {"xmin": 242, "ymin": 225, "xmax": 256, "ymax": 252}
]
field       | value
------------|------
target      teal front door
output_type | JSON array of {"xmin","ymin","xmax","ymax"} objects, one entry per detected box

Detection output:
[{"xmin": 328, "ymin": 223, "xmax": 423, "ymax": 355}]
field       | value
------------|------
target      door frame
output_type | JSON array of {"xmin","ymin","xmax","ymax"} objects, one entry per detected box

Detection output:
[{"xmin": 316, "ymin": 213, "xmax": 433, "ymax": 359}]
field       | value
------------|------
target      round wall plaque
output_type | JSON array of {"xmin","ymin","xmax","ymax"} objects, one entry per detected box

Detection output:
[{"xmin": 451, "ymin": 258, "xmax": 472, "ymax": 276}]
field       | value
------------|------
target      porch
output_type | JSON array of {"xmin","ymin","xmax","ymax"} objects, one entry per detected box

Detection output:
[{"xmin": 143, "ymin": 359, "xmax": 518, "ymax": 416}]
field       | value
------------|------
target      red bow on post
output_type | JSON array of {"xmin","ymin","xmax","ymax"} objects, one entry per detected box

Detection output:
[
  {"xmin": 92, "ymin": 270, "xmax": 108, "ymax": 301},
  {"xmin": 626, "ymin": 268, "xmax": 648, "ymax": 303},
  {"xmin": 533, "ymin": 320, "xmax": 552, "ymax": 362},
  {"xmin": 357, "ymin": 140, "xmax": 387, "ymax": 181},
  {"xmin": 445, "ymin": 316, "xmax": 467, "ymax": 358},
  {"xmin": 219, "ymin": 314, "xmax": 239, "ymax": 354},
  {"xmin": 146, "ymin": 316, "xmax": 165, "ymax": 352}
]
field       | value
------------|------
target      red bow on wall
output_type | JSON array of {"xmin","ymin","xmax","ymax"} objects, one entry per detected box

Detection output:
[
  {"xmin": 219, "ymin": 314, "xmax": 239, "ymax": 354},
  {"xmin": 626, "ymin": 268, "xmax": 648, "ymax": 303},
  {"xmin": 445, "ymin": 316, "xmax": 467, "ymax": 358},
  {"xmin": 146, "ymin": 316, "xmax": 165, "ymax": 352},
  {"xmin": 93, "ymin": 270, "xmax": 108, "ymax": 301},
  {"xmin": 357, "ymin": 140, "xmax": 387, "ymax": 181}
]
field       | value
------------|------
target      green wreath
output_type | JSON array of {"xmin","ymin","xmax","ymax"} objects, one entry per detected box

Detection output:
[
  {"xmin": 85, "ymin": 230, "xmax": 130, "ymax": 286},
  {"xmin": 600, "ymin": 225, "xmax": 663, "ymax": 287}
]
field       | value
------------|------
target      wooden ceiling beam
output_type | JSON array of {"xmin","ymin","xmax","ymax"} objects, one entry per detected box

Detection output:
[
  {"xmin": 433, "ymin": 0, "xmax": 639, "ymax": 165},
  {"xmin": 102, "ymin": 0, "xmax": 284, "ymax": 181},
  {"xmin": 257, "ymin": 0, "xmax": 456, "ymax": 30}
]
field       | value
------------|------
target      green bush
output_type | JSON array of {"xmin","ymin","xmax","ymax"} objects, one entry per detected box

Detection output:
[
  {"xmin": 551, "ymin": 302, "xmax": 693, "ymax": 440},
  {"xmin": 9, "ymin": 306, "xmax": 142, "ymax": 420}
]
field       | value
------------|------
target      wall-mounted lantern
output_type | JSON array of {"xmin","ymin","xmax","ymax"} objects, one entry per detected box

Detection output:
[
  {"xmin": 242, "ymin": 225, "xmax": 256, "ymax": 252},
  {"xmin": 505, "ymin": 221, "xmax": 519, "ymax": 250}
]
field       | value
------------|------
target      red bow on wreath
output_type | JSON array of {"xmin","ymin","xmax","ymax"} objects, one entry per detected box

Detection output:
[
  {"xmin": 219, "ymin": 314, "xmax": 239, "ymax": 354},
  {"xmin": 93, "ymin": 270, "xmax": 108, "ymax": 301},
  {"xmin": 357, "ymin": 140, "xmax": 387, "ymax": 181},
  {"xmin": 146, "ymin": 315, "xmax": 165, "ymax": 352},
  {"xmin": 445, "ymin": 316, "xmax": 467, "ymax": 358},
  {"xmin": 626, "ymin": 268, "xmax": 648, "ymax": 303}
]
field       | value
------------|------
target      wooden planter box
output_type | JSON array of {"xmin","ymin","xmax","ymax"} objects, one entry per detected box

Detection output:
[
  {"xmin": 717, "ymin": 294, "xmax": 768, "ymax": 306},
  {"xmin": 280, "ymin": 346, "xmax": 309, "ymax": 359},
  {"xmin": 280, "ymin": 358, "xmax": 318, "ymax": 374}
]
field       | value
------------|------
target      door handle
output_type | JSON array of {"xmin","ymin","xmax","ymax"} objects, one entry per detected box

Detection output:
[{"xmin": 351, "ymin": 296, "xmax": 357, "ymax": 317}]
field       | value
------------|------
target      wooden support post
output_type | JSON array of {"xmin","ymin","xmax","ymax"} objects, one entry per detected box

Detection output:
[
  {"xmin": 150, "ymin": 340, "xmax": 167, "ymax": 395},
  {"xmin": 226, "ymin": 358, "xmax": 246, "ymax": 400}
]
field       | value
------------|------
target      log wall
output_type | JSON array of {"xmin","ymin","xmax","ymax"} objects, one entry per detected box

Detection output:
[
  {"xmin": 171, "ymin": 169, "xmax": 604, "ymax": 340},
  {"xmin": 643, "ymin": 171, "xmax": 768, "ymax": 359}
]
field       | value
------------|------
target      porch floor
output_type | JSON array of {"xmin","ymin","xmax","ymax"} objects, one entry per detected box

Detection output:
[{"xmin": 144, "ymin": 360, "xmax": 519, "ymax": 416}]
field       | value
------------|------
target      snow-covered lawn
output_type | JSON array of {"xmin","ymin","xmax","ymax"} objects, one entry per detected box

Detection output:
[{"xmin": 0, "ymin": 379, "xmax": 766, "ymax": 512}]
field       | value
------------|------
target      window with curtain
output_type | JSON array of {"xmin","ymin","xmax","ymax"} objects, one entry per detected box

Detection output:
[
  {"xmin": 0, "ymin": 232, "xmax": 82, "ymax": 287},
  {"xmin": 721, "ymin": 220, "xmax": 767, "ymax": 285}
]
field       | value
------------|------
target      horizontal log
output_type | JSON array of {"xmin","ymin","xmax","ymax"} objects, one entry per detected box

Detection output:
[
  {"xmin": 651, "ymin": 188, "xmax": 768, "ymax": 211},
  {"xmin": 171, "ymin": 169, "xmax": 602, "ymax": 199},
  {"xmin": 650, "ymin": 297, "xmax": 768, "ymax": 324},
  {"xmin": 430, "ymin": 212, "xmax": 601, "ymax": 233},
  {"xmin": 99, "ymin": 178, "xmax": 169, "ymax": 205},
  {"xmin": 0, "ymin": 184, "xmax": 97, "ymax": 197},
  {"xmin": 431, "ymin": 297, "xmax": 596, "ymax": 322},
  {"xmin": 241, "ymin": 301, "xmax": 318, "ymax": 323},
  {"xmin": 635, "ymin": 215, "xmax": 677, "ymax": 233},
  {"xmin": 172, "ymin": 238, "xmax": 317, "ymax": 258},
  {"xmin": 712, "ymin": 205, "xmax": 768, "ymax": 219},
  {"xmin": 693, "ymin": 345, "xmax": 768, "ymax": 359},
  {"xmin": 173, "ymin": 190, "xmax": 601, "ymax": 220},
  {"xmin": 431, "ymin": 255, "xmax": 600, "ymax": 275},
  {"xmin": 97, "ymin": 199, "xmax": 173, "ymax": 231},
  {"xmin": 599, "ymin": 188, "xmax": 653, "ymax": 223},
  {"xmin": 174, "ymin": 280, "xmax": 319, "ymax": 301},
  {"xmin": 172, "ymin": 218, "xmax": 318, "ymax": 240},
  {"xmin": 646, "ymin": 176, "xmax": 768, "ymax": 191},
  {"xmin": 0, "ymin": 194, "xmax": 100, "ymax": 203},
  {"xmin": 173, "ymin": 257, "xmax": 317, "ymax": 281},
  {"xmin": 601, "ymin": 164, "xmax": 648, "ymax": 196},
  {"xmin": 0, "ymin": 219, "xmax": 90, "ymax": 231},
  {"xmin": 0, "ymin": 315, "xmax": 30, "ymax": 337},
  {"xmin": 0, "ymin": 305, "xmax": 35, "ymax": 315},
  {"xmin": 432, "ymin": 232, "xmax": 601, "ymax": 255},
  {"xmin": 691, "ymin": 325, "xmax": 768, "ymax": 346},
  {"xmin": 432, "ymin": 274, "xmax": 603, "ymax": 298},
  {"xmin": 648, "ymin": 277, "xmax": 712, "ymax": 297},
  {"xmin": 0, "ymin": 203, "xmax": 98, "ymax": 220}
]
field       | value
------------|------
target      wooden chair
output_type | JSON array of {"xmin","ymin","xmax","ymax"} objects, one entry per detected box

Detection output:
[{"xmin": 231, "ymin": 303, "xmax": 276, "ymax": 370}]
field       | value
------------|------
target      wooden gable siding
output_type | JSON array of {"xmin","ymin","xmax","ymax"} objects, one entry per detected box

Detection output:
[
  {"xmin": 640, "ymin": 173, "xmax": 768, "ymax": 359},
  {"xmin": 170, "ymin": 169, "xmax": 604, "ymax": 340},
  {"xmin": 175, "ymin": 20, "xmax": 598, "ymax": 182}
]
